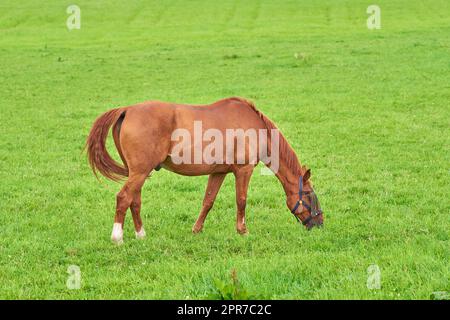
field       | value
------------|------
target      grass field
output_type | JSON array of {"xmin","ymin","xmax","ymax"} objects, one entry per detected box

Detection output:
[{"xmin": 0, "ymin": 0, "xmax": 449, "ymax": 299}]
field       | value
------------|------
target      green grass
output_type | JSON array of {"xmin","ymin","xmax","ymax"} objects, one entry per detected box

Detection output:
[{"xmin": 0, "ymin": 0, "xmax": 449, "ymax": 299}]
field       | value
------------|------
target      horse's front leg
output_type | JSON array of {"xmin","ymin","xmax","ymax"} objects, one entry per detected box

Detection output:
[
  {"xmin": 233, "ymin": 166, "xmax": 254, "ymax": 235},
  {"xmin": 192, "ymin": 173, "xmax": 226, "ymax": 233}
]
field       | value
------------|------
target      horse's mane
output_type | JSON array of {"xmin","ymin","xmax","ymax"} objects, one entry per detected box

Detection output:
[{"xmin": 228, "ymin": 97, "xmax": 303, "ymax": 176}]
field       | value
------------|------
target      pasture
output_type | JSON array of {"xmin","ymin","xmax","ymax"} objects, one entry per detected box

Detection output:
[{"xmin": 0, "ymin": 0, "xmax": 449, "ymax": 299}]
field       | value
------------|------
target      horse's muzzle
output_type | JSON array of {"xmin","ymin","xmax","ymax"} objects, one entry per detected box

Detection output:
[{"xmin": 305, "ymin": 213, "xmax": 323, "ymax": 230}]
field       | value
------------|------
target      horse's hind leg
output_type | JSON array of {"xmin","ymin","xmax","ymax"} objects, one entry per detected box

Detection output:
[
  {"xmin": 192, "ymin": 173, "xmax": 226, "ymax": 233},
  {"xmin": 110, "ymin": 106, "xmax": 172, "ymax": 244},
  {"xmin": 130, "ymin": 189, "xmax": 145, "ymax": 239},
  {"xmin": 111, "ymin": 171, "xmax": 149, "ymax": 244}
]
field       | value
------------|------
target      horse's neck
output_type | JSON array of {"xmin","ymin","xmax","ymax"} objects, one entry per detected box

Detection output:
[
  {"xmin": 274, "ymin": 161, "xmax": 300, "ymax": 197},
  {"xmin": 260, "ymin": 117, "xmax": 302, "ymax": 197}
]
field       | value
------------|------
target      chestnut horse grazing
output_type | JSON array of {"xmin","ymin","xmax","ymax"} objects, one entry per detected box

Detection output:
[{"xmin": 86, "ymin": 97, "xmax": 323, "ymax": 244}]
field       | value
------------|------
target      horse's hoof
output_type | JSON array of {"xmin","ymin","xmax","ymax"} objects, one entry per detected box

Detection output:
[
  {"xmin": 112, "ymin": 238, "xmax": 124, "ymax": 245},
  {"xmin": 192, "ymin": 225, "xmax": 203, "ymax": 234},
  {"xmin": 135, "ymin": 227, "xmax": 146, "ymax": 240},
  {"xmin": 237, "ymin": 228, "xmax": 249, "ymax": 236}
]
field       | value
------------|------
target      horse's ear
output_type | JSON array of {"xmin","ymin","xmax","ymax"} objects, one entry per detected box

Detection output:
[{"xmin": 303, "ymin": 168, "xmax": 311, "ymax": 182}]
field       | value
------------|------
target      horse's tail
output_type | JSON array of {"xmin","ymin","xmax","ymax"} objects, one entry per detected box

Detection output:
[{"xmin": 85, "ymin": 107, "xmax": 129, "ymax": 182}]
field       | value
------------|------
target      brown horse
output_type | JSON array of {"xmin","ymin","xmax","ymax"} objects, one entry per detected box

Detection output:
[{"xmin": 86, "ymin": 97, "xmax": 323, "ymax": 244}]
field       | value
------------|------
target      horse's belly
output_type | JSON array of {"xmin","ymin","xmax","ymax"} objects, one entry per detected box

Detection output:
[{"xmin": 160, "ymin": 157, "xmax": 231, "ymax": 176}]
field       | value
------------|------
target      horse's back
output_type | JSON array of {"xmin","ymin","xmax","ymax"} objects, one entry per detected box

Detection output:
[
  {"xmin": 123, "ymin": 97, "xmax": 265, "ymax": 131},
  {"xmin": 173, "ymin": 98, "xmax": 265, "ymax": 131}
]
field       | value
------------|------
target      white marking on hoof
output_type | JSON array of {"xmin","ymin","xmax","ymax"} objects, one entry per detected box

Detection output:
[
  {"xmin": 111, "ymin": 223, "xmax": 123, "ymax": 245},
  {"xmin": 135, "ymin": 226, "xmax": 146, "ymax": 239}
]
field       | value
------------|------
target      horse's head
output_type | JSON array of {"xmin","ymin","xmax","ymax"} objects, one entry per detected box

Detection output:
[{"xmin": 287, "ymin": 168, "xmax": 323, "ymax": 230}]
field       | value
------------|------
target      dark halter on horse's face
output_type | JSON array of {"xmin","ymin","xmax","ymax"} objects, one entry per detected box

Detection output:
[{"xmin": 291, "ymin": 176, "xmax": 322, "ymax": 226}]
